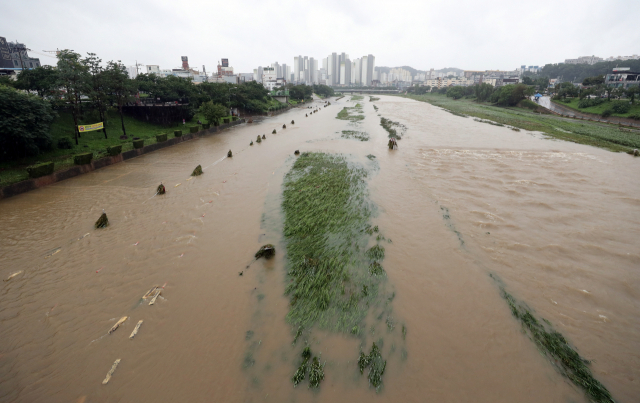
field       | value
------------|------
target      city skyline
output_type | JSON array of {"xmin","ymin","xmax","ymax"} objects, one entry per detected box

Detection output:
[{"xmin": 3, "ymin": 0, "xmax": 638, "ymax": 75}]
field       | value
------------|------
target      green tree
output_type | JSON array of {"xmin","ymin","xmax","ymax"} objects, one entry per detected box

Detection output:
[
  {"xmin": 0, "ymin": 85, "xmax": 55, "ymax": 161},
  {"xmin": 57, "ymin": 50, "xmax": 89, "ymax": 145},
  {"xmin": 446, "ymin": 86, "xmax": 465, "ymax": 99},
  {"xmin": 83, "ymin": 53, "xmax": 109, "ymax": 138},
  {"xmin": 15, "ymin": 66, "xmax": 59, "ymax": 98},
  {"xmin": 199, "ymin": 101, "xmax": 228, "ymax": 125},
  {"xmin": 105, "ymin": 60, "xmax": 135, "ymax": 137},
  {"xmin": 0, "ymin": 75, "xmax": 16, "ymax": 88},
  {"xmin": 582, "ymin": 75, "xmax": 605, "ymax": 86},
  {"xmin": 474, "ymin": 83, "xmax": 495, "ymax": 102}
]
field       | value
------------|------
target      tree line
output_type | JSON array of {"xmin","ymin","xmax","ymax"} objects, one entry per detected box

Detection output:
[
  {"xmin": 532, "ymin": 59, "xmax": 640, "ymax": 83},
  {"xmin": 1, "ymin": 49, "xmax": 323, "ymax": 161}
]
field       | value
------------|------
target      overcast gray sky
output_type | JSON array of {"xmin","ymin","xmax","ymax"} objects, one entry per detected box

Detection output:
[{"xmin": 3, "ymin": 0, "xmax": 639, "ymax": 73}]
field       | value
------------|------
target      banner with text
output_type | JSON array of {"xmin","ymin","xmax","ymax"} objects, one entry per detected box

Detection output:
[{"xmin": 78, "ymin": 122, "xmax": 104, "ymax": 132}]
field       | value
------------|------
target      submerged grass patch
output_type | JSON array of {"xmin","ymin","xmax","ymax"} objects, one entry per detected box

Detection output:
[
  {"xmin": 380, "ymin": 117, "xmax": 405, "ymax": 139},
  {"xmin": 341, "ymin": 130, "xmax": 370, "ymax": 141},
  {"xmin": 283, "ymin": 152, "xmax": 387, "ymax": 332},
  {"xmin": 337, "ymin": 107, "xmax": 365, "ymax": 122},
  {"xmin": 351, "ymin": 95, "xmax": 364, "ymax": 101},
  {"xmin": 499, "ymin": 286, "xmax": 615, "ymax": 403}
]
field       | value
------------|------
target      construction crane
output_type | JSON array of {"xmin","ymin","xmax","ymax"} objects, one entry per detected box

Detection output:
[{"xmin": 42, "ymin": 49, "xmax": 60, "ymax": 55}]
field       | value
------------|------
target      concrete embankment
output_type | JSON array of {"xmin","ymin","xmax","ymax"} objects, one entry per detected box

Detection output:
[{"xmin": 0, "ymin": 119, "xmax": 245, "ymax": 200}]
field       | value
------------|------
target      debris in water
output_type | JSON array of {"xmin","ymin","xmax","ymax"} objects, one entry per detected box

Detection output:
[
  {"xmin": 262, "ymin": 134, "xmax": 266, "ymax": 139},
  {"xmin": 191, "ymin": 165, "xmax": 203, "ymax": 176},
  {"xmin": 256, "ymin": 135, "xmax": 262, "ymax": 143},
  {"xmin": 149, "ymin": 289, "xmax": 161, "ymax": 305},
  {"xmin": 45, "ymin": 247, "xmax": 61, "ymax": 258},
  {"xmin": 227, "ymin": 150, "xmax": 233, "ymax": 158},
  {"xmin": 305, "ymin": 114, "xmax": 308, "ymax": 117},
  {"xmin": 179, "ymin": 253, "xmax": 184, "ymax": 258},
  {"xmin": 129, "ymin": 320, "xmax": 143, "ymax": 339},
  {"xmin": 157, "ymin": 183, "xmax": 166, "ymax": 195},
  {"xmin": 95, "ymin": 210, "xmax": 109, "ymax": 229},
  {"xmin": 108, "ymin": 316, "xmax": 128, "ymax": 334},
  {"xmin": 102, "ymin": 359, "xmax": 121, "ymax": 385},
  {"xmin": 142, "ymin": 286, "xmax": 159, "ymax": 300},
  {"xmin": 238, "ymin": 271, "xmax": 243, "ymax": 276},
  {"xmin": 254, "ymin": 244, "xmax": 275, "ymax": 259},
  {"xmin": 250, "ymin": 141, "xmax": 254, "ymax": 145},
  {"xmin": 133, "ymin": 242, "xmax": 139, "ymax": 246},
  {"xmin": 4, "ymin": 271, "xmax": 23, "ymax": 282},
  {"xmin": 175, "ymin": 183, "xmax": 181, "ymax": 187},
  {"xmin": 96, "ymin": 267, "xmax": 104, "ymax": 273},
  {"xmin": 291, "ymin": 120, "xmax": 295, "ymax": 124},
  {"xmin": 294, "ymin": 150, "xmax": 300, "ymax": 155}
]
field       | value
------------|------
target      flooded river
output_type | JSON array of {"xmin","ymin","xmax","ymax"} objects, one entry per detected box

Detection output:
[{"xmin": 1, "ymin": 96, "xmax": 639, "ymax": 402}]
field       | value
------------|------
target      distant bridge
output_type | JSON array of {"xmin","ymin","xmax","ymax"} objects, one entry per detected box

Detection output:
[{"xmin": 334, "ymin": 89, "xmax": 400, "ymax": 94}]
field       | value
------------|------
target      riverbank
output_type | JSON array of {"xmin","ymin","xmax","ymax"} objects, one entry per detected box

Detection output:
[
  {"xmin": 0, "ymin": 119, "xmax": 245, "ymax": 200},
  {"xmin": 552, "ymin": 97, "xmax": 640, "ymax": 118},
  {"xmin": 397, "ymin": 93, "xmax": 640, "ymax": 152},
  {"xmin": 0, "ymin": 110, "xmax": 238, "ymax": 187}
]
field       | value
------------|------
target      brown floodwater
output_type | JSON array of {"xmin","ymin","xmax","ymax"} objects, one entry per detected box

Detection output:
[{"xmin": 1, "ymin": 96, "xmax": 639, "ymax": 403}]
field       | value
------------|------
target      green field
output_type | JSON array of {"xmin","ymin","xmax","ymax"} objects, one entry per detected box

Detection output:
[
  {"xmin": 0, "ymin": 109, "xmax": 231, "ymax": 187},
  {"xmin": 553, "ymin": 98, "xmax": 640, "ymax": 118},
  {"xmin": 398, "ymin": 94, "xmax": 640, "ymax": 152}
]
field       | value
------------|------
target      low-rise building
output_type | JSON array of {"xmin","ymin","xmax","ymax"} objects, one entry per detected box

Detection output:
[
  {"xmin": 564, "ymin": 55, "xmax": 604, "ymax": 65},
  {"xmin": 605, "ymin": 67, "xmax": 640, "ymax": 89}
]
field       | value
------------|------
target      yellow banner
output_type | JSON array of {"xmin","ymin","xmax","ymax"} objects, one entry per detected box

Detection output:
[{"xmin": 78, "ymin": 122, "xmax": 104, "ymax": 132}]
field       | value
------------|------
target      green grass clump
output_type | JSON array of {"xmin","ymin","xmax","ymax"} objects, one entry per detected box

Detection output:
[
  {"xmin": 308, "ymin": 357, "xmax": 325, "ymax": 388},
  {"xmin": 282, "ymin": 153, "xmax": 388, "ymax": 333},
  {"xmin": 337, "ymin": 107, "xmax": 365, "ymax": 122},
  {"xmin": 500, "ymin": 287, "xmax": 615, "ymax": 403},
  {"xmin": 380, "ymin": 117, "xmax": 404, "ymax": 139},
  {"xmin": 370, "ymin": 97, "xmax": 380, "ymax": 102},
  {"xmin": 358, "ymin": 342, "xmax": 386, "ymax": 389},
  {"xmin": 292, "ymin": 347, "xmax": 324, "ymax": 388},
  {"xmin": 351, "ymin": 95, "xmax": 364, "ymax": 101},
  {"xmin": 366, "ymin": 245, "xmax": 385, "ymax": 260},
  {"xmin": 341, "ymin": 130, "xmax": 370, "ymax": 141}
]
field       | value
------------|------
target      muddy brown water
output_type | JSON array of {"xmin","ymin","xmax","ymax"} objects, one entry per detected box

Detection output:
[{"xmin": 1, "ymin": 96, "xmax": 639, "ymax": 403}]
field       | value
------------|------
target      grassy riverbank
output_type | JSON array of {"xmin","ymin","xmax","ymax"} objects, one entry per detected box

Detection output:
[
  {"xmin": 398, "ymin": 94, "xmax": 640, "ymax": 152},
  {"xmin": 0, "ymin": 110, "xmax": 231, "ymax": 187},
  {"xmin": 553, "ymin": 98, "xmax": 640, "ymax": 118}
]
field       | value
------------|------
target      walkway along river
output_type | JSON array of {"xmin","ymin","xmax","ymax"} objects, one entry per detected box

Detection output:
[{"xmin": 0, "ymin": 95, "xmax": 638, "ymax": 402}]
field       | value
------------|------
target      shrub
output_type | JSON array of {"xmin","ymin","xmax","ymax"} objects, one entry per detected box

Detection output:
[
  {"xmin": 611, "ymin": 101, "xmax": 631, "ymax": 114},
  {"xmin": 232, "ymin": 116, "xmax": 238, "ymax": 121},
  {"xmin": 26, "ymin": 162, "xmax": 54, "ymax": 178},
  {"xmin": 106, "ymin": 145, "xmax": 122, "ymax": 156},
  {"xmin": 628, "ymin": 113, "xmax": 640, "ymax": 120},
  {"xmin": 202, "ymin": 123, "xmax": 210, "ymax": 129},
  {"xmin": 518, "ymin": 99, "xmax": 539, "ymax": 111},
  {"xmin": 174, "ymin": 130, "xmax": 182, "ymax": 137},
  {"xmin": 601, "ymin": 109, "xmax": 612, "ymax": 117},
  {"xmin": 74, "ymin": 153, "xmax": 93, "ymax": 165},
  {"xmin": 156, "ymin": 133, "xmax": 167, "ymax": 142},
  {"xmin": 190, "ymin": 126, "xmax": 198, "ymax": 133},
  {"xmin": 578, "ymin": 98, "xmax": 604, "ymax": 108},
  {"xmin": 57, "ymin": 137, "xmax": 74, "ymax": 149},
  {"xmin": 223, "ymin": 118, "xmax": 230, "ymax": 124},
  {"xmin": 133, "ymin": 139, "xmax": 144, "ymax": 149},
  {"xmin": 0, "ymin": 85, "xmax": 54, "ymax": 160}
]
